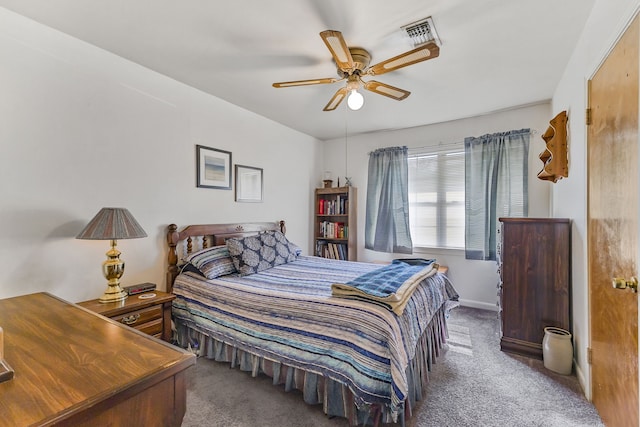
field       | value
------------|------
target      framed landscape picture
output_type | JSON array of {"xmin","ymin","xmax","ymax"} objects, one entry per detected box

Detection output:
[
  {"xmin": 235, "ymin": 164, "xmax": 263, "ymax": 202},
  {"xmin": 196, "ymin": 145, "xmax": 232, "ymax": 190}
]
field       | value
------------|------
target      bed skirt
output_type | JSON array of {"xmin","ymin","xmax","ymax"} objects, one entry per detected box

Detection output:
[{"xmin": 175, "ymin": 305, "xmax": 449, "ymax": 427}]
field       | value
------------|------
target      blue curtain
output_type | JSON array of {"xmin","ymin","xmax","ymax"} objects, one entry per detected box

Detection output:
[
  {"xmin": 465, "ymin": 129, "xmax": 529, "ymax": 260},
  {"xmin": 365, "ymin": 146, "xmax": 413, "ymax": 254}
]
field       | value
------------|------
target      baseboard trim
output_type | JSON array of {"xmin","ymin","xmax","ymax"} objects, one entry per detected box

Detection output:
[
  {"xmin": 458, "ymin": 298, "xmax": 498, "ymax": 312},
  {"xmin": 575, "ymin": 360, "xmax": 591, "ymax": 400}
]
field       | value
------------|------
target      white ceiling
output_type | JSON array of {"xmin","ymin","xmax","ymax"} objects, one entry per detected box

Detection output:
[{"xmin": 0, "ymin": 0, "xmax": 596, "ymax": 140}]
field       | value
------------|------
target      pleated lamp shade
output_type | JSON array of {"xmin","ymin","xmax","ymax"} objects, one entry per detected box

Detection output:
[{"xmin": 76, "ymin": 208, "xmax": 147, "ymax": 240}]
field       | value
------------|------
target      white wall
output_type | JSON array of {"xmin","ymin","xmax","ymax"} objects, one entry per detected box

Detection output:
[
  {"xmin": 323, "ymin": 103, "xmax": 552, "ymax": 310},
  {"xmin": 551, "ymin": 0, "xmax": 640, "ymax": 399},
  {"xmin": 0, "ymin": 8, "xmax": 322, "ymax": 302}
]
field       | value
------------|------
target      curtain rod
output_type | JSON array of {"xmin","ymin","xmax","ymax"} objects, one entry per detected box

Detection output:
[
  {"xmin": 408, "ymin": 129, "xmax": 538, "ymax": 152},
  {"xmin": 408, "ymin": 140, "xmax": 463, "ymax": 152}
]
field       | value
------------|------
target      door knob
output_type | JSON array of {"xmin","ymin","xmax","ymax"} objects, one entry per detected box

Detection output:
[{"xmin": 612, "ymin": 276, "xmax": 638, "ymax": 293}]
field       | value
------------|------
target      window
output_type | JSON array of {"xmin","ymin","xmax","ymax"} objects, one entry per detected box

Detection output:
[{"xmin": 408, "ymin": 147, "xmax": 465, "ymax": 249}]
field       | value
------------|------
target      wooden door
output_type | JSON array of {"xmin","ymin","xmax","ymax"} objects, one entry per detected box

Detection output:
[{"xmin": 588, "ymin": 14, "xmax": 639, "ymax": 427}]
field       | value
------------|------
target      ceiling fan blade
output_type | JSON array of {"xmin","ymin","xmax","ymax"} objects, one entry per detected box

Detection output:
[
  {"xmin": 273, "ymin": 77, "xmax": 341, "ymax": 88},
  {"xmin": 364, "ymin": 42, "xmax": 440, "ymax": 76},
  {"xmin": 320, "ymin": 30, "xmax": 355, "ymax": 73},
  {"xmin": 363, "ymin": 80, "xmax": 411, "ymax": 100},
  {"xmin": 323, "ymin": 87, "xmax": 349, "ymax": 111}
]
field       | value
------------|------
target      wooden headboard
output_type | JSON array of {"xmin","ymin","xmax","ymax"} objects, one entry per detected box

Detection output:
[{"xmin": 166, "ymin": 220, "xmax": 285, "ymax": 293}]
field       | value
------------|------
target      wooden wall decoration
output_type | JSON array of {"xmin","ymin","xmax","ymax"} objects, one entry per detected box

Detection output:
[{"xmin": 537, "ymin": 110, "xmax": 568, "ymax": 182}]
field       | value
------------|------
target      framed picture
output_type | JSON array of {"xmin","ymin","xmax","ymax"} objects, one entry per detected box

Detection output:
[
  {"xmin": 235, "ymin": 165, "xmax": 263, "ymax": 202},
  {"xmin": 196, "ymin": 145, "xmax": 232, "ymax": 189}
]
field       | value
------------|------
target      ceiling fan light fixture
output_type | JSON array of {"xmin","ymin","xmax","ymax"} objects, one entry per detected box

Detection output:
[
  {"xmin": 347, "ymin": 89, "xmax": 364, "ymax": 111},
  {"xmin": 274, "ymin": 29, "xmax": 440, "ymax": 111}
]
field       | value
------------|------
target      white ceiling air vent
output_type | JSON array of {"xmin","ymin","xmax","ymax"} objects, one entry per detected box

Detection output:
[{"xmin": 401, "ymin": 16, "xmax": 441, "ymax": 48}]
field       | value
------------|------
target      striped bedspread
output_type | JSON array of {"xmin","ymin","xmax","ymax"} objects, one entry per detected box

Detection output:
[{"xmin": 172, "ymin": 255, "xmax": 458, "ymax": 417}]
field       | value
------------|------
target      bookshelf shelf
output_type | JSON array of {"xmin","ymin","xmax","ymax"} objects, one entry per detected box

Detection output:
[{"xmin": 314, "ymin": 186, "xmax": 357, "ymax": 261}]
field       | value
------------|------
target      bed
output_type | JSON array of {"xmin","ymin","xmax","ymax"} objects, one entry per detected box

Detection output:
[{"xmin": 167, "ymin": 221, "xmax": 458, "ymax": 426}]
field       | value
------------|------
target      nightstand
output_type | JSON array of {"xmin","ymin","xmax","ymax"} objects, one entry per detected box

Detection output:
[{"xmin": 78, "ymin": 290, "xmax": 175, "ymax": 342}]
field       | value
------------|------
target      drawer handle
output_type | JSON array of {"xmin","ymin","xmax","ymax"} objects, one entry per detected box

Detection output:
[{"xmin": 121, "ymin": 313, "xmax": 140, "ymax": 325}]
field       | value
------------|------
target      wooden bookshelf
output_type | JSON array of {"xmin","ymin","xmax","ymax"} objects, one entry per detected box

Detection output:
[{"xmin": 314, "ymin": 186, "xmax": 357, "ymax": 261}]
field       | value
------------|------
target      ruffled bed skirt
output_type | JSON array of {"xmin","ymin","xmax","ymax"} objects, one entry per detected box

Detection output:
[{"xmin": 175, "ymin": 305, "xmax": 449, "ymax": 426}]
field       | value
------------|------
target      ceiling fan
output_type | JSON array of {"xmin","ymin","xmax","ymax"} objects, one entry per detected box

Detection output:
[{"xmin": 272, "ymin": 30, "xmax": 440, "ymax": 111}]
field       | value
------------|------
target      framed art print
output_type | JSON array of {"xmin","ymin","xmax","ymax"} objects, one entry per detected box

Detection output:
[
  {"xmin": 235, "ymin": 164, "xmax": 263, "ymax": 202},
  {"xmin": 196, "ymin": 145, "xmax": 232, "ymax": 190}
]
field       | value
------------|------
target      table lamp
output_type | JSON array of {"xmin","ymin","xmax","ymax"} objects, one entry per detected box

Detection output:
[{"xmin": 76, "ymin": 207, "xmax": 147, "ymax": 303}]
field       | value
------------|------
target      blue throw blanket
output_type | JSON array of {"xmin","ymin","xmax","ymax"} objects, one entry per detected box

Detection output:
[
  {"xmin": 331, "ymin": 258, "xmax": 439, "ymax": 315},
  {"xmin": 342, "ymin": 258, "xmax": 435, "ymax": 298}
]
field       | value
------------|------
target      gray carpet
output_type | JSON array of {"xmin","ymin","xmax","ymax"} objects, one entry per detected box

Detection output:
[{"xmin": 182, "ymin": 306, "xmax": 603, "ymax": 426}]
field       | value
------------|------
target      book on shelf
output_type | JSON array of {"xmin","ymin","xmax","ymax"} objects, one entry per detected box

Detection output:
[
  {"xmin": 315, "ymin": 240, "xmax": 348, "ymax": 260},
  {"xmin": 316, "ymin": 241, "xmax": 327, "ymax": 258},
  {"xmin": 317, "ymin": 195, "xmax": 349, "ymax": 215},
  {"xmin": 318, "ymin": 221, "xmax": 348, "ymax": 239},
  {"xmin": 331, "ymin": 242, "xmax": 347, "ymax": 260}
]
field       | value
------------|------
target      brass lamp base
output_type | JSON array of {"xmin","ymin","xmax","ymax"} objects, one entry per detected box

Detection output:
[
  {"xmin": 99, "ymin": 239, "xmax": 128, "ymax": 304},
  {"xmin": 98, "ymin": 284, "xmax": 128, "ymax": 303}
]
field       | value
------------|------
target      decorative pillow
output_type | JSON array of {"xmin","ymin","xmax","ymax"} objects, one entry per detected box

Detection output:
[
  {"xmin": 260, "ymin": 230, "xmax": 299, "ymax": 263},
  {"xmin": 226, "ymin": 235, "xmax": 274, "ymax": 276},
  {"xmin": 184, "ymin": 245, "xmax": 237, "ymax": 279},
  {"xmin": 226, "ymin": 231, "xmax": 300, "ymax": 276}
]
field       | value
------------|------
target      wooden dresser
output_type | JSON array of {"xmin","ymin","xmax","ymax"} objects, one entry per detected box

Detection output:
[
  {"xmin": 498, "ymin": 218, "xmax": 571, "ymax": 359},
  {"xmin": 0, "ymin": 292, "xmax": 195, "ymax": 427}
]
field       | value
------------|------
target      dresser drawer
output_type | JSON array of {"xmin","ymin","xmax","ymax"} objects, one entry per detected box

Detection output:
[
  {"xmin": 134, "ymin": 317, "xmax": 163, "ymax": 337},
  {"xmin": 110, "ymin": 304, "xmax": 163, "ymax": 335}
]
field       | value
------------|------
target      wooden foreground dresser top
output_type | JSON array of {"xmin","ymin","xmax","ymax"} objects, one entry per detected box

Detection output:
[{"xmin": 0, "ymin": 292, "xmax": 195, "ymax": 427}]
